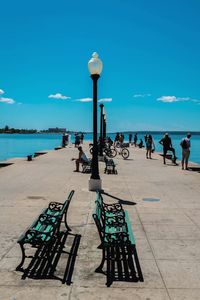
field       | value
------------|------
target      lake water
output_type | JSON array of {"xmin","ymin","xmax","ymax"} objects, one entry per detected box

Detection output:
[{"xmin": 0, "ymin": 133, "xmax": 200, "ymax": 164}]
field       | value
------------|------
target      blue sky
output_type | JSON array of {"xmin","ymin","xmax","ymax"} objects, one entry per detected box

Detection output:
[{"xmin": 0, "ymin": 0, "xmax": 200, "ymax": 132}]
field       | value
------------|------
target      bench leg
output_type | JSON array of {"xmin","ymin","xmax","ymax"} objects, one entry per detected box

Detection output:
[
  {"xmin": 95, "ymin": 248, "xmax": 105, "ymax": 273},
  {"xmin": 127, "ymin": 245, "xmax": 139, "ymax": 282},
  {"xmin": 132, "ymin": 245, "xmax": 144, "ymax": 282},
  {"xmin": 16, "ymin": 243, "xmax": 26, "ymax": 271},
  {"xmin": 106, "ymin": 246, "xmax": 114, "ymax": 287}
]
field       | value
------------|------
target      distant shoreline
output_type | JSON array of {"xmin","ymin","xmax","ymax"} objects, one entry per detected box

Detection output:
[{"xmin": 1, "ymin": 131, "xmax": 200, "ymax": 135}]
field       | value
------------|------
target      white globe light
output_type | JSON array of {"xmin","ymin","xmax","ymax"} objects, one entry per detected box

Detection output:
[{"xmin": 88, "ymin": 52, "xmax": 103, "ymax": 75}]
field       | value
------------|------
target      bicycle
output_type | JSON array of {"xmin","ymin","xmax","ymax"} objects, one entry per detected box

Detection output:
[
  {"xmin": 114, "ymin": 145, "xmax": 130, "ymax": 159},
  {"xmin": 89, "ymin": 143, "xmax": 117, "ymax": 158}
]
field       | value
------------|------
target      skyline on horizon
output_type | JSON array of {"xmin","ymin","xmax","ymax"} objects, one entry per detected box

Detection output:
[{"xmin": 0, "ymin": 0, "xmax": 200, "ymax": 132}]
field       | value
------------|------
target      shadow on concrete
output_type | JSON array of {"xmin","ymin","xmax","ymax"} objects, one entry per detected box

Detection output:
[
  {"xmin": 20, "ymin": 231, "xmax": 81, "ymax": 285},
  {"xmin": 102, "ymin": 192, "xmax": 137, "ymax": 206},
  {"xmin": 147, "ymin": 158, "xmax": 159, "ymax": 160},
  {"xmin": 124, "ymin": 158, "xmax": 134, "ymax": 161},
  {"xmin": 95, "ymin": 242, "xmax": 143, "ymax": 287},
  {"xmin": 188, "ymin": 166, "xmax": 200, "ymax": 173}
]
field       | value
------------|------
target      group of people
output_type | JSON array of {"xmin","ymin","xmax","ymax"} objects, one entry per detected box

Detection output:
[
  {"xmin": 71, "ymin": 132, "xmax": 192, "ymax": 172},
  {"xmin": 159, "ymin": 132, "xmax": 191, "ymax": 170},
  {"xmin": 128, "ymin": 133, "xmax": 139, "ymax": 147},
  {"xmin": 144, "ymin": 132, "xmax": 192, "ymax": 170}
]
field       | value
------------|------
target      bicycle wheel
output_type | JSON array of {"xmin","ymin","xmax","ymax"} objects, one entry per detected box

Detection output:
[
  {"xmin": 107, "ymin": 148, "xmax": 117, "ymax": 158},
  {"xmin": 121, "ymin": 148, "xmax": 129, "ymax": 159},
  {"xmin": 90, "ymin": 147, "xmax": 93, "ymax": 155}
]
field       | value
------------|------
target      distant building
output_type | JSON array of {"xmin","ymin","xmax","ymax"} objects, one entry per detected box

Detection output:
[{"xmin": 48, "ymin": 127, "xmax": 66, "ymax": 133}]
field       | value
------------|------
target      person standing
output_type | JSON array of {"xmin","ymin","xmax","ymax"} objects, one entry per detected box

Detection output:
[
  {"xmin": 75, "ymin": 133, "xmax": 80, "ymax": 147},
  {"xmin": 114, "ymin": 132, "xmax": 120, "ymax": 146},
  {"xmin": 129, "ymin": 133, "xmax": 132, "ymax": 144},
  {"xmin": 134, "ymin": 133, "xmax": 138, "ymax": 147},
  {"xmin": 180, "ymin": 133, "xmax": 191, "ymax": 170},
  {"xmin": 62, "ymin": 133, "xmax": 66, "ymax": 147},
  {"xmin": 145, "ymin": 134, "xmax": 155, "ymax": 159},
  {"xmin": 80, "ymin": 133, "xmax": 84, "ymax": 144},
  {"xmin": 159, "ymin": 133, "xmax": 177, "ymax": 164}
]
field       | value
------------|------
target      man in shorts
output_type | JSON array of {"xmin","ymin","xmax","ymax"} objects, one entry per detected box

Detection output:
[
  {"xmin": 180, "ymin": 133, "xmax": 191, "ymax": 170},
  {"xmin": 71, "ymin": 146, "xmax": 89, "ymax": 172}
]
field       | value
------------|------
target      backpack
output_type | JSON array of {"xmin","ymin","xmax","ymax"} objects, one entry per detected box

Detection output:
[{"xmin": 182, "ymin": 139, "xmax": 188, "ymax": 149}]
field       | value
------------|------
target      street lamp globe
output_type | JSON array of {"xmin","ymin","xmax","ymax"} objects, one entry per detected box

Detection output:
[{"xmin": 88, "ymin": 52, "xmax": 103, "ymax": 75}]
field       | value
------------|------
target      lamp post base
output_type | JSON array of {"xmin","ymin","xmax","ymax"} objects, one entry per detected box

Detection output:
[{"xmin": 89, "ymin": 178, "xmax": 102, "ymax": 191}]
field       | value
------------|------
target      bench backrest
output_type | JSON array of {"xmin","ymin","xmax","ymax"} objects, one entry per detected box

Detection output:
[
  {"xmin": 93, "ymin": 196, "xmax": 104, "ymax": 245},
  {"xmin": 62, "ymin": 189, "xmax": 75, "ymax": 214},
  {"xmin": 48, "ymin": 190, "xmax": 74, "ymax": 215}
]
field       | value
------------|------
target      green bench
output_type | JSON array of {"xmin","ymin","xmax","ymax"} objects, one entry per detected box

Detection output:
[
  {"xmin": 93, "ymin": 192, "xmax": 143, "ymax": 286},
  {"xmin": 104, "ymin": 157, "xmax": 117, "ymax": 174},
  {"xmin": 16, "ymin": 190, "xmax": 74, "ymax": 271}
]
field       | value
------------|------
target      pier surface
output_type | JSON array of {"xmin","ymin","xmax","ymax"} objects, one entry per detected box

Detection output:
[{"xmin": 0, "ymin": 143, "xmax": 200, "ymax": 300}]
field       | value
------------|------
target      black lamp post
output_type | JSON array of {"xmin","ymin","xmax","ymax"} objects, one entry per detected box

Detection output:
[
  {"xmin": 99, "ymin": 104, "xmax": 104, "ymax": 157},
  {"xmin": 103, "ymin": 112, "xmax": 106, "ymax": 141},
  {"xmin": 88, "ymin": 52, "xmax": 103, "ymax": 191}
]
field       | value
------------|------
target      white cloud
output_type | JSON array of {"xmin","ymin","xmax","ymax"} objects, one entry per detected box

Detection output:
[
  {"xmin": 133, "ymin": 93, "xmax": 151, "ymax": 98},
  {"xmin": 157, "ymin": 96, "xmax": 178, "ymax": 103},
  {"xmin": 75, "ymin": 98, "xmax": 92, "ymax": 102},
  {"xmin": 0, "ymin": 89, "xmax": 15, "ymax": 104},
  {"xmin": 157, "ymin": 96, "xmax": 198, "ymax": 103},
  {"xmin": 0, "ymin": 97, "xmax": 15, "ymax": 104},
  {"xmin": 98, "ymin": 98, "xmax": 112, "ymax": 103},
  {"xmin": 48, "ymin": 93, "xmax": 71, "ymax": 100}
]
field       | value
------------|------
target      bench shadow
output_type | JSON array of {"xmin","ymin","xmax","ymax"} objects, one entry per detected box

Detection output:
[
  {"xmin": 188, "ymin": 167, "xmax": 200, "ymax": 173},
  {"xmin": 102, "ymin": 192, "xmax": 137, "ymax": 206},
  {"xmin": 124, "ymin": 158, "xmax": 134, "ymax": 161},
  {"xmin": 96, "ymin": 244, "xmax": 143, "ymax": 287},
  {"xmin": 20, "ymin": 231, "xmax": 81, "ymax": 285}
]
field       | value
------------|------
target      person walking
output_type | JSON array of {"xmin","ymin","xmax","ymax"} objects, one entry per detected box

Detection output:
[
  {"xmin": 180, "ymin": 133, "xmax": 191, "ymax": 170},
  {"xmin": 159, "ymin": 133, "xmax": 177, "ymax": 164}
]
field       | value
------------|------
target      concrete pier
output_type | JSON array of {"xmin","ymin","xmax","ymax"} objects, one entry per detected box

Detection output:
[{"xmin": 0, "ymin": 143, "xmax": 200, "ymax": 299}]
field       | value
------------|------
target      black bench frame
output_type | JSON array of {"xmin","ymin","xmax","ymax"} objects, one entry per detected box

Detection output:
[
  {"xmin": 104, "ymin": 157, "xmax": 117, "ymax": 174},
  {"xmin": 93, "ymin": 192, "xmax": 143, "ymax": 286},
  {"xmin": 16, "ymin": 190, "xmax": 74, "ymax": 271},
  {"xmin": 82, "ymin": 159, "xmax": 92, "ymax": 173}
]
